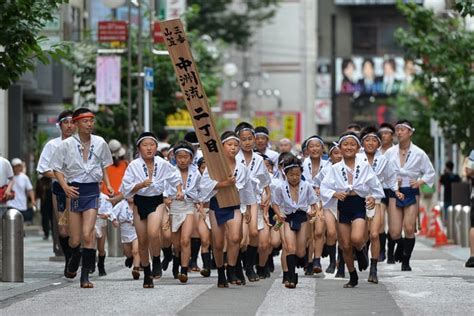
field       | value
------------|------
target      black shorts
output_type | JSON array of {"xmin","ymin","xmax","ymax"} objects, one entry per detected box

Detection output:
[
  {"xmin": 209, "ymin": 197, "xmax": 239, "ymax": 226},
  {"xmin": 338, "ymin": 195, "xmax": 366, "ymax": 224},
  {"xmin": 381, "ymin": 188, "xmax": 395, "ymax": 206},
  {"xmin": 284, "ymin": 210, "xmax": 308, "ymax": 231},
  {"xmin": 52, "ymin": 182, "xmax": 67, "ymax": 212},
  {"xmin": 134, "ymin": 194, "xmax": 163, "ymax": 220}
]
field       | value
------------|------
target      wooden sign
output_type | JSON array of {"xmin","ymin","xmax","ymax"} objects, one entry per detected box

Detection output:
[{"xmin": 160, "ymin": 19, "xmax": 240, "ymax": 208}]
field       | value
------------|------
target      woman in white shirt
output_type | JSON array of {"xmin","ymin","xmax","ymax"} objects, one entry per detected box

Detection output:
[
  {"xmin": 120, "ymin": 132, "xmax": 183, "ymax": 288},
  {"xmin": 384, "ymin": 120, "xmax": 435, "ymax": 271},
  {"xmin": 320, "ymin": 132, "xmax": 384, "ymax": 288},
  {"xmin": 272, "ymin": 155, "xmax": 320, "ymax": 289},
  {"xmin": 199, "ymin": 131, "xmax": 256, "ymax": 288}
]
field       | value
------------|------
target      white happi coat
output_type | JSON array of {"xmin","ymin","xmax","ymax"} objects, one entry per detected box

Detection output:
[
  {"xmin": 320, "ymin": 156, "xmax": 384, "ymax": 208},
  {"xmin": 37, "ymin": 137, "xmax": 63, "ymax": 175},
  {"xmin": 199, "ymin": 160, "xmax": 256, "ymax": 206},
  {"xmin": 50, "ymin": 134, "xmax": 113, "ymax": 183},
  {"xmin": 164, "ymin": 164, "xmax": 201, "ymax": 203},
  {"xmin": 120, "ymin": 155, "xmax": 181, "ymax": 198},
  {"xmin": 357, "ymin": 151, "xmax": 398, "ymax": 191},
  {"xmin": 384, "ymin": 142, "xmax": 435, "ymax": 188},
  {"xmin": 272, "ymin": 179, "xmax": 319, "ymax": 215},
  {"xmin": 236, "ymin": 150, "xmax": 271, "ymax": 203},
  {"xmin": 302, "ymin": 157, "xmax": 330, "ymax": 188}
]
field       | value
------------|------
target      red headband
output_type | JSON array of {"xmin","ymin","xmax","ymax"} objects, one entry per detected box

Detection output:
[{"xmin": 73, "ymin": 113, "xmax": 95, "ymax": 122}]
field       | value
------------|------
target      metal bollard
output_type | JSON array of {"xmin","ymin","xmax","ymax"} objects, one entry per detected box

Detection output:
[
  {"xmin": 460, "ymin": 206, "xmax": 471, "ymax": 248},
  {"xmin": 107, "ymin": 224, "xmax": 123, "ymax": 257},
  {"xmin": 447, "ymin": 205, "xmax": 454, "ymax": 241},
  {"xmin": 2, "ymin": 209, "xmax": 24, "ymax": 282},
  {"xmin": 453, "ymin": 204, "xmax": 463, "ymax": 245}
]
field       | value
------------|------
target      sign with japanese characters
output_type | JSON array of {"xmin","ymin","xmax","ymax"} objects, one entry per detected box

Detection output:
[
  {"xmin": 98, "ymin": 21, "xmax": 128, "ymax": 42},
  {"xmin": 160, "ymin": 18, "xmax": 240, "ymax": 207}
]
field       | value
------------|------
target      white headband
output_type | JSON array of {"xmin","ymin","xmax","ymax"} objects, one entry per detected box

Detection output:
[
  {"xmin": 222, "ymin": 136, "xmax": 240, "ymax": 144},
  {"xmin": 395, "ymin": 123, "xmax": 415, "ymax": 132},
  {"xmin": 306, "ymin": 137, "xmax": 324, "ymax": 147},
  {"xmin": 283, "ymin": 164, "xmax": 300, "ymax": 172},
  {"xmin": 338, "ymin": 135, "xmax": 361, "ymax": 147},
  {"xmin": 362, "ymin": 133, "xmax": 381, "ymax": 144},
  {"xmin": 237, "ymin": 127, "xmax": 255, "ymax": 136},
  {"xmin": 56, "ymin": 116, "xmax": 73, "ymax": 127},
  {"xmin": 329, "ymin": 142, "xmax": 339, "ymax": 154},
  {"xmin": 378, "ymin": 127, "xmax": 394, "ymax": 134},
  {"xmin": 174, "ymin": 148, "xmax": 194, "ymax": 157},
  {"xmin": 255, "ymin": 132, "xmax": 269, "ymax": 138},
  {"xmin": 136, "ymin": 136, "xmax": 158, "ymax": 146}
]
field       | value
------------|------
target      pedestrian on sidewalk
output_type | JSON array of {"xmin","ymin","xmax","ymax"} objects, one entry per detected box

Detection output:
[
  {"xmin": 0, "ymin": 154, "xmax": 15, "ymax": 214},
  {"xmin": 36, "ymin": 176, "xmax": 53, "ymax": 240},
  {"xmin": 7, "ymin": 158, "xmax": 36, "ymax": 224},
  {"xmin": 439, "ymin": 161, "xmax": 461, "ymax": 220},
  {"xmin": 50, "ymin": 108, "xmax": 114, "ymax": 288},
  {"xmin": 464, "ymin": 150, "xmax": 474, "ymax": 268}
]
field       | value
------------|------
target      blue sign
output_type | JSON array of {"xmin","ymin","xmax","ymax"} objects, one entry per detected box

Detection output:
[{"xmin": 144, "ymin": 67, "xmax": 154, "ymax": 91}]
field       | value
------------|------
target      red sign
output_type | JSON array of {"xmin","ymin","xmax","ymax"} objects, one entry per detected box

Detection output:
[
  {"xmin": 153, "ymin": 22, "xmax": 165, "ymax": 44},
  {"xmin": 98, "ymin": 21, "xmax": 128, "ymax": 42},
  {"xmin": 222, "ymin": 100, "xmax": 237, "ymax": 111}
]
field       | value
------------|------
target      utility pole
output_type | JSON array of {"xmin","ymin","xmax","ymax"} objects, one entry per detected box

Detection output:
[
  {"xmin": 127, "ymin": 0, "xmax": 132, "ymax": 156},
  {"xmin": 240, "ymin": 51, "xmax": 251, "ymax": 120},
  {"xmin": 137, "ymin": 0, "xmax": 143, "ymax": 133}
]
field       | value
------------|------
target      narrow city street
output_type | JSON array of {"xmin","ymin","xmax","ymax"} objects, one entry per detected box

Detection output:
[{"xmin": 1, "ymin": 231, "xmax": 472, "ymax": 315}]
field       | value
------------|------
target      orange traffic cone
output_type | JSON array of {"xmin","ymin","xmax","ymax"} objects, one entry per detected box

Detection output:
[
  {"xmin": 434, "ymin": 211, "xmax": 449, "ymax": 247},
  {"xmin": 427, "ymin": 206, "xmax": 438, "ymax": 238},
  {"xmin": 419, "ymin": 207, "xmax": 428, "ymax": 236}
]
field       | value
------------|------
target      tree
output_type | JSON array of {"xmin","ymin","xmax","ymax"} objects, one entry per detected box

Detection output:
[
  {"xmin": 61, "ymin": 28, "xmax": 223, "ymax": 146},
  {"xmin": 186, "ymin": 0, "xmax": 280, "ymax": 49},
  {"xmin": 395, "ymin": 0, "xmax": 474, "ymax": 154},
  {"xmin": 0, "ymin": 0, "xmax": 68, "ymax": 89}
]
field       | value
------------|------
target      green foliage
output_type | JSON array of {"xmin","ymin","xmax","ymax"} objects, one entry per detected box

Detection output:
[
  {"xmin": 186, "ymin": 0, "xmax": 280, "ymax": 49},
  {"xmin": 395, "ymin": 0, "xmax": 474, "ymax": 154},
  {"xmin": 454, "ymin": 0, "xmax": 474, "ymax": 17},
  {"xmin": 0, "ymin": 0, "xmax": 68, "ymax": 89},
  {"xmin": 61, "ymin": 23, "xmax": 223, "ymax": 146}
]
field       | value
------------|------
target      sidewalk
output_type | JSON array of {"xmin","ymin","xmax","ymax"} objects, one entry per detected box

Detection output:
[{"xmin": 0, "ymin": 227, "xmax": 124, "ymax": 306}]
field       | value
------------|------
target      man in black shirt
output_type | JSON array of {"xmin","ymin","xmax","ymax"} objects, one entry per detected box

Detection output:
[{"xmin": 439, "ymin": 161, "xmax": 461, "ymax": 220}]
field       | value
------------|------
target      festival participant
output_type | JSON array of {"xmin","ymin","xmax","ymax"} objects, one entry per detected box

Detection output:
[
  {"xmin": 200, "ymin": 131, "xmax": 255, "ymax": 288},
  {"xmin": 378, "ymin": 122, "xmax": 396, "ymax": 262},
  {"xmin": 320, "ymin": 132, "xmax": 384, "ymax": 288},
  {"xmin": 278, "ymin": 138, "xmax": 293, "ymax": 154},
  {"xmin": 358, "ymin": 126, "xmax": 403, "ymax": 283},
  {"xmin": 301, "ymin": 135, "xmax": 330, "ymax": 274},
  {"xmin": 384, "ymin": 120, "xmax": 435, "ymax": 271},
  {"xmin": 272, "ymin": 155, "xmax": 320, "ymax": 288},
  {"xmin": 111, "ymin": 198, "xmax": 141, "ymax": 280},
  {"xmin": 235, "ymin": 122, "xmax": 272, "ymax": 281},
  {"xmin": 314, "ymin": 143, "xmax": 342, "ymax": 276},
  {"xmin": 254, "ymin": 126, "xmax": 279, "ymax": 172},
  {"xmin": 36, "ymin": 110, "xmax": 75, "ymax": 276},
  {"xmin": 164, "ymin": 141, "xmax": 202, "ymax": 283},
  {"xmin": 50, "ymin": 108, "xmax": 114, "ymax": 288},
  {"xmin": 120, "ymin": 132, "xmax": 183, "ymax": 288},
  {"xmin": 94, "ymin": 192, "xmax": 115, "ymax": 276}
]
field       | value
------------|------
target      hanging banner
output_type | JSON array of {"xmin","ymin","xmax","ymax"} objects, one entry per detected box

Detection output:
[
  {"xmin": 96, "ymin": 56, "xmax": 121, "ymax": 105},
  {"xmin": 252, "ymin": 111, "xmax": 302, "ymax": 144},
  {"xmin": 160, "ymin": 18, "xmax": 239, "ymax": 208}
]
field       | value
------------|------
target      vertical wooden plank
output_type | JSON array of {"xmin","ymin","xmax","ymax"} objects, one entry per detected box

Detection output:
[{"xmin": 159, "ymin": 18, "xmax": 240, "ymax": 208}]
